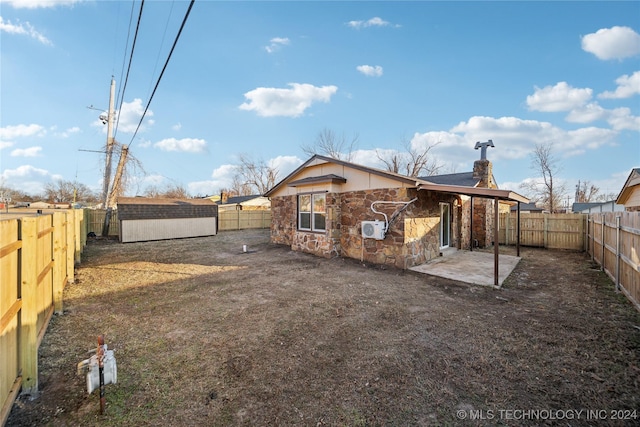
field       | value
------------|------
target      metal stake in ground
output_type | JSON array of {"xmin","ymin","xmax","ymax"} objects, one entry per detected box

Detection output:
[{"xmin": 97, "ymin": 335, "xmax": 106, "ymax": 414}]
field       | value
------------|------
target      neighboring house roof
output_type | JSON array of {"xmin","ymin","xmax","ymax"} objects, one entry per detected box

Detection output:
[
  {"xmin": 573, "ymin": 201, "xmax": 624, "ymax": 213},
  {"xmin": 616, "ymin": 167, "xmax": 640, "ymax": 205},
  {"xmin": 220, "ymin": 195, "xmax": 264, "ymax": 205},
  {"xmin": 265, "ymin": 155, "xmax": 529, "ymax": 203},
  {"xmin": 511, "ymin": 202, "xmax": 543, "ymax": 212}
]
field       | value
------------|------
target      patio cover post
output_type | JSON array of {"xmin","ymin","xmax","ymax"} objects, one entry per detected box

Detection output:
[{"xmin": 494, "ymin": 196, "xmax": 499, "ymax": 288}]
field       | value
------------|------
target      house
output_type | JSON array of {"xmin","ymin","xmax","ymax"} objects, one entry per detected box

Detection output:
[
  {"xmin": 117, "ymin": 197, "xmax": 218, "ymax": 243},
  {"xmin": 216, "ymin": 193, "xmax": 271, "ymax": 211},
  {"xmin": 572, "ymin": 201, "xmax": 624, "ymax": 214},
  {"xmin": 264, "ymin": 148, "xmax": 528, "ymax": 270},
  {"xmin": 511, "ymin": 202, "xmax": 544, "ymax": 213},
  {"xmin": 616, "ymin": 168, "xmax": 640, "ymax": 212}
]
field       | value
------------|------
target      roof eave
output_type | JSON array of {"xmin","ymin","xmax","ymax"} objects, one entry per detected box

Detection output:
[{"xmin": 417, "ymin": 183, "xmax": 529, "ymax": 203}]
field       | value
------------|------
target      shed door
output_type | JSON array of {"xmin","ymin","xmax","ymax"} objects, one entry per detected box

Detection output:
[{"xmin": 440, "ymin": 203, "xmax": 450, "ymax": 249}]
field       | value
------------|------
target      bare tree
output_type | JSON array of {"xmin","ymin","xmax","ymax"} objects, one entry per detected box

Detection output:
[
  {"xmin": 574, "ymin": 180, "xmax": 600, "ymax": 203},
  {"xmin": 43, "ymin": 180, "xmax": 98, "ymax": 204},
  {"xmin": 376, "ymin": 138, "xmax": 443, "ymax": 177},
  {"xmin": 520, "ymin": 142, "xmax": 567, "ymax": 213},
  {"xmin": 142, "ymin": 183, "xmax": 190, "ymax": 199},
  {"xmin": 301, "ymin": 128, "xmax": 359, "ymax": 161},
  {"xmin": 236, "ymin": 154, "xmax": 279, "ymax": 195},
  {"xmin": 228, "ymin": 175, "xmax": 253, "ymax": 196},
  {"xmin": 0, "ymin": 182, "xmax": 37, "ymax": 202}
]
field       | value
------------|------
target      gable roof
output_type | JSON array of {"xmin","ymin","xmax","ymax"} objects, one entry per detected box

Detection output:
[
  {"xmin": 616, "ymin": 167, "xmax": 640, "ymax": 205},
  {"xmin": 263, "ymin": 154, "xmax": 420, "ymax": 197},
  {"xmin": 264, "ymin": 155, "xmax": 529, "ymax": 203}
]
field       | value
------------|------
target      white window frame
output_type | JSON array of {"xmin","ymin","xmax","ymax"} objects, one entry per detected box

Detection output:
[{"xmin": 298, "ymin": 193, "xmax": 326, "ymax": 232}]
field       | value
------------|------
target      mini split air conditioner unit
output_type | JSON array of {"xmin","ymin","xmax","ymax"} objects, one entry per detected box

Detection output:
[{"xmin": 361, "ymin": 220, "xmax": 386, "ymax": 240}]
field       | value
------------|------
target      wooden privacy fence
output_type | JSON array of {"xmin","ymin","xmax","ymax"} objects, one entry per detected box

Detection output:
[
  {"xmin": 0, "ymin": 210, "xmax": 84, "ymax": 426},
  {"xmin": 587, "ymin": 212, "xmax": 640, "ymax": 312},
  {"xmin": 218, "ymin": 209, "xmax": 271, "ymax": 231},
  {"xmin": 83, "ymin": 208, "xmax": 120, "ymax": 237},
  {"xmin": 84, "ymin": 209, "xmax": 271, "ymax": 236},
  {"xmin": 499, "ymin": 213, "xmax": 587, "ymax": 250}
]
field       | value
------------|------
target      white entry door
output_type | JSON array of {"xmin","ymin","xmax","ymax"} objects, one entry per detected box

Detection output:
[{"xmin": 440, "ymin": 203, "xmax": 451, "ymax": 249}]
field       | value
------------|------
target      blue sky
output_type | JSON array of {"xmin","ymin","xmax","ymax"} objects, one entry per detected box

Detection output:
[{"xmin": 1, "ymin": 0, "xmax": 639, "ymax": 203}]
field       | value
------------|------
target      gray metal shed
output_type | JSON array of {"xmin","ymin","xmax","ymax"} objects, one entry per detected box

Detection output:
[{"xmin": 117, "ymin": 197, "xmax": 218, "ymax": 243}]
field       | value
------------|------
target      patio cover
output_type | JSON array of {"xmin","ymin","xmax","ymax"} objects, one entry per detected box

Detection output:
[{"xmin": 417, "ymin": 182, "xmax": 530, "ymax": 288}]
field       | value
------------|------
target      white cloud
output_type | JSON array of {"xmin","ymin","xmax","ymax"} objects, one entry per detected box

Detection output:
[
  {"xmin": 356, "ymin": 65, "xmax": 383, "ymax": 77},
  {"xmin": 527, "ymin": 82, "xmax": 592, "ymax": 112},
  {"xmin": 581, "ymin": 26, "xmax": 640, "ymax": 60},
  {"xmin": 154, "ymin": 137, "xmax": 206, "ymax": 153},
  {"xmin": 1, "ymin": 0, "xmax": 81, "ymax": 8},
  {"xmin": 0, "ymin": 16, "xmax": 52, "ymax": 45},
  {"xmin": 0, "ymin": 141, "xmax": 14, "ymax": 149},
  {"xmin": 114, "ymin": 99, "xmax": 154, "ymax": 133},
  {"xmin": 598, "ymin": 71, "xmax": 640, "ymax": 99},
  {"xmin": 267, "ymin": 155, "xmax": 303, "ymax": 179},
  {"xmin": 211, "ymin": 163, "xmax": 238, "ymax": 180},
  {"xmin": 347, "ymin": 17, "xmax": 393, "ymax": 29},
  {"xmin": 265, "ymin": 37, "xmax": 290, "ymax": 53},
  {"xmin": 1, "ymin": 164, "xmax": 48, "ymax": 179},
  {"xmin": 0, "ymin": 165, "xmax": 62, "ymax": 195},
  {"xmin": 172, "ymin": 122, "xmax": 182, "ymax": 131},
  {"xmin": 606, "ymin": 107, "xmax": 640, "ymax": 131},
  {"xmin": 54, "ymin": 126, "xmax": 80, "ymax": 138},
  {"xmin": 565, "ymin": 103, "xmax": 607, "ymax": 124},
  {"xmin": 239, "ymin": 83, "xmax": 338, "ymax": 117},
  {"xmin": 447, "ymin": 116, "xmax": 617, "ymax": 160},
  {"xmin": 11, "ymin": 146, "xmax": 42, "ymax": 157},
  {"xmin": 0, "ymin": 123, "xmax": 45, "ymax": 140}
]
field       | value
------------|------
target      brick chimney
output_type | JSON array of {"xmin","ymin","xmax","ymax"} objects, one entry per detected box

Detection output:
[
  {"xmin": 473, "ymin": 140, "xmax": 496, "ymax": 189},
  {"xmin": 221, "ymin": 191, "xmax": 228, "ymax": 204}
]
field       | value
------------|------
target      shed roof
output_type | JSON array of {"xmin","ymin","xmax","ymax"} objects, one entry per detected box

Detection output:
[{"xmin": 118, "ymin": 197, "xmax": 217, "ymax": 206}]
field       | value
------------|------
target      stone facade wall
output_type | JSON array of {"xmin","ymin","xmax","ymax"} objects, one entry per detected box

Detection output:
[
  {"xmin": 270, "ymin": 188, "xmax": 465, "ymax": 269},
  {"xmin": 270, "ymin": 195, "xmax": 296, "ymax": 246}
]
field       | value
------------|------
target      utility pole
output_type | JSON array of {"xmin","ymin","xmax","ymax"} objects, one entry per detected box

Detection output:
[
  {"xmin": 102, "ymin": 145, "xmax": 128, "ymax": 237},
  {"xmin": 101, "ymin": 77, "xmax": 116, "ymax": 209},
  {"xmin": 107, "ymin": 146, "xmax": 128, "ymax": 208}
]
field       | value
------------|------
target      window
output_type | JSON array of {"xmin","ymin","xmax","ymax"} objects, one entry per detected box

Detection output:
[{"xmin": 298, "ymin": 193, "xmax": 326, "ymax": 232}]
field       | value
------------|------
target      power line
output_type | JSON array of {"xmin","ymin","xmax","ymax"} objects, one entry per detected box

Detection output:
[
  {"xmin": 114, "ymin": 0, "xmax": 137, "ymax": 134},
  {"xmin": 114, "ymin": 0, "xmax": 145, "ymax": 140},
  {"xmin": 127, "ymin": 0, "xmax": 195, "ymax": 148}
]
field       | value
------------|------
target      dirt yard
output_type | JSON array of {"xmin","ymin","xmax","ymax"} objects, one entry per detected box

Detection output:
[{"xmin": 7, "ymin": 229, "xmax": 640, "ymax": 426}]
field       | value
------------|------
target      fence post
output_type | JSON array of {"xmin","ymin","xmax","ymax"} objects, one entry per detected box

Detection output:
[
  {"xmin": 591, "ymin": 216, "xmax": 595, "ymax": 262},
  {"xmin": 20, "ymin": 217, "xmax": 39, "ymax": 397},
  {"xmin": 543, "ymin": 215, "xmax": 548, "ymax": 249},
  {"xmin": 616, "ymin": 215, "xmax": 621, "ymax": 292},
  {"xmin": 601, "ymin": 216, "xmax": 605, "ymax": 271},
  {"xmin": 52, "ymin": 212, "xmax": 65, "ymax": 314},
  {"xmin": 66, "ymin": 210, "xmax": 75, "ymax": 283}
]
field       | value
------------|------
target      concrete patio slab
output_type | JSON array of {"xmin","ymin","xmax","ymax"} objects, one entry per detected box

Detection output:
[{"xmin": 409, "ymin": 250, "xmax": 521, "ymax": 287}]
